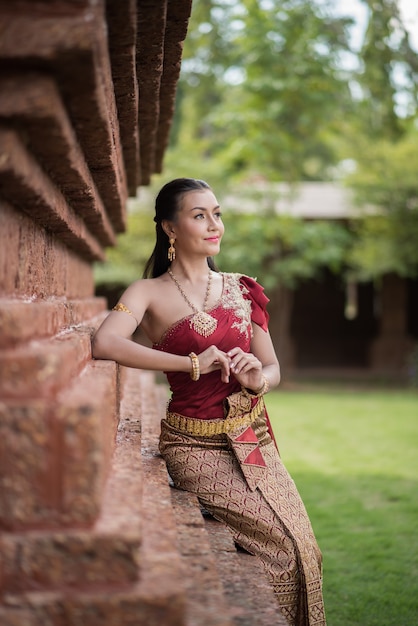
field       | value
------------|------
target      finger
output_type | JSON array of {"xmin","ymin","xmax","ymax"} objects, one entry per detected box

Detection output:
[
  {"xmin": 219, "ymin": 359, "xmax": 230, "ymax": 383},
  {"xmin": 231, "ymin": 355, "xmax": 257, "ymax": 374},
  {"xmin": 227, "ymin": 347, "xmax": 242, "ymax": 359},
  {"xmin": 212, "ymin": 351, "xmax": 230, "ymax": 382}
]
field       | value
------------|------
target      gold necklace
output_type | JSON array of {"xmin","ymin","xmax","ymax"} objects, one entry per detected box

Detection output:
[{"xmin": 168, "ymin": 268, "xmax": 218, "ymax": 337}]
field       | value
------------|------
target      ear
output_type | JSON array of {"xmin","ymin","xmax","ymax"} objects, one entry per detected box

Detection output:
[{"xmin": 161, "ymin": 220, "xmax": 176, "ymax": 239}]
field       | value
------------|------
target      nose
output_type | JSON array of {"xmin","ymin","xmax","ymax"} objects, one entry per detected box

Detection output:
[{"xmin": 207, "ymin": 214, "xmax": 218, "ymax": 230}]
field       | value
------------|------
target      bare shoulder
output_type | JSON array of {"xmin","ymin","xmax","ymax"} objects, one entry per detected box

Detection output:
[{"xmin": 119, "ymin": 275, "xmax": 169, "ymax": 314}]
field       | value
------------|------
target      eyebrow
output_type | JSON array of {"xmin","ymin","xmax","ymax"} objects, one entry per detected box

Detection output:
[{"xmin": 190, "ymin": 205, "xmax": 220, "ymax": 212}]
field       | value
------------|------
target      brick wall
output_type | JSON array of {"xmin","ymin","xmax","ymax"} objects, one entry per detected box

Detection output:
[{"xmin": 0, "ymin": 1, "xmax": 193, "ymax": 623}]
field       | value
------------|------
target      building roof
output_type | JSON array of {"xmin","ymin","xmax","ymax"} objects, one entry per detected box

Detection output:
[{"xmin": 224, "ymin": 182, "xmax": 361, "ymax": 219}]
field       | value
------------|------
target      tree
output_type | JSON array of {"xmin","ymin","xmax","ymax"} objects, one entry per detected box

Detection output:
[
  {"xmin": 167, "ymin": 0, "xmax": 354, "ymax": 184},
  {"xmin": 218, "ymin": 209, "xmax": 352, "ymax": 290},
  {"xmin": 337, "ymin": 1, "xmax": 418, "ymax": 283},
  {"xmin": 346, "ymin": 130, "xmax": 418, "ymax": 280},
  {"xmin": 355, "ymin": 0, "xmax": 418, "ymax": 140}
]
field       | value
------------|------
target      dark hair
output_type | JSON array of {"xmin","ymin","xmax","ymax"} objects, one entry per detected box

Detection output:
[{"xmin": 143, "ymin": 178, "xmax": 218, "ymax": 278}]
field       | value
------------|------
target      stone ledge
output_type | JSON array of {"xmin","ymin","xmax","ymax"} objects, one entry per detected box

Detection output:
[
  {"xmin": 0, "ymin": 4, "xmax": 127, "ymax": 231},
  {"xmin": 204, "ymin": 517, "xmax": 288, "ymax": 626},
  {"xmin": 0, "ymin": 360, "xmax": 118, "ymax": 530},
  {"xmin": 0, "ymin": 128, "xmax": 105, "ymax": 262},
  {"xmin": 0, "ymin": 297, "xmax": 106, "ymax": 348},
  {"xmin": 0, "ymin": 327, "xmax": 93, "ymax": 400},
  {"xmin": 0, "ymin": 74, "xmax": 116, "ymax": 247},
  {"xmin": 170, "ymin": 489, "xmax": 234, "ymax": 626}
]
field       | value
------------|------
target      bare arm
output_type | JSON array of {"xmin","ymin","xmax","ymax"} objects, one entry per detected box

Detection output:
[
  {"xmin": 92, "ymin": 318, "xmax": 192, "ymax": 372},
  {"xmin": 228, "ymin": 322, "xmax": 281, "ymax": 393},
  {"xmin": 92, "ymin": 280, "xmax": 231, "ymax": 380}
]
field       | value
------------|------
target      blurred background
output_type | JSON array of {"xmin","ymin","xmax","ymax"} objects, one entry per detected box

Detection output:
[{"xmin": 95, "ymin": 0, "xmax": 418, "ymax": 387}]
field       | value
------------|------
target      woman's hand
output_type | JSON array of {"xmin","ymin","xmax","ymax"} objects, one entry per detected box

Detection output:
[
  {"xmin": 197, "ymin": 345, "xmax": 231, "ymax": 383},
  {"xmin": 227, "ymin": 347, "xmax": 264, "ymax": 392}
]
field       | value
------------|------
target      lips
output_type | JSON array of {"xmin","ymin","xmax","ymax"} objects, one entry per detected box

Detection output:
[{"xmin": 205, "ymin": 237, "xmax": 220, "ymax": 242}]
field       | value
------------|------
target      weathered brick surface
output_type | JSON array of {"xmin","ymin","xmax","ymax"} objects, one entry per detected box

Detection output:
[
  {"xmin": 0, "ymin": 530, "xmax": 141, "ymax": 593},
  {"xmin": 0, "ymin": 585, "xmax": 185, "ymax": 626},
  {"xmin": 155, "ymin": 0, "xmax": 193, "ymax": 173},
  {"xmin": 0, "ymin": 368, "xmax": 186, "ymax": 625},
  {"xmin": 0, "ymin": 328, "xmax": 92, "ymax": 400},
  {"xmin": 0, "ymin": 201, "xmax": 95, "ymax": 299},
  {"xmin": 136, "ymin": 1, "xmax": 166, "ymax": 185},
  {"xmin": 204, "ymin": 517, "xmax": 288, "ymax": 626},
  {"xmin": 0, "ymin": 74, "xmax": 116, "ymax": 247},
  {"xmin": 106, "ymin": 0, "xmax": 140, "ymax": 194},
  {"xmin": 0, "ymin": 398, "xmax": 57, "ymax": 529},
  {"xmin": 0, "ymin": 128, "xmax": 105, "ymax": 262},
  {"xmin": 0, "ymin": 359, "xmax": 118, "ymax": 530},
  {"xmin": 0, "ymin": 2, "xmax": 200, "ymax": 623},
  {"xmin": 57, "ymin": 359, "xmax": 119, "ymax": 526},
  {"xmin": 170, "ymin": 490, "xmax": 233, "ymax": 626},
  {"xmin": 0, "ymin": 298, "xmax": 106, "ymax": 348},
  {"xmin": 0, "ymin": 4, "xmax": 128, "ymax": 231}
]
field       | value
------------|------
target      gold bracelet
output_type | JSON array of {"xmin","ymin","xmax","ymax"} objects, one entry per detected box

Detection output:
[
  {"xmin": 245, "ymin": 375, "xmax": 270, "ymax": 397},
  {"xmin": 189, "ymin": 352, "xmax": 200, "ymax": 381}
]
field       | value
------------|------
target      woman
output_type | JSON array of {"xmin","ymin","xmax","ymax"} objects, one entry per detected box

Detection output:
[{"xmin": 92, "ymin": 178, "xmax": 326, "ymax": 626}]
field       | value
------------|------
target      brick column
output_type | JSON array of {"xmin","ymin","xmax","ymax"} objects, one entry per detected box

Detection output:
[{"xmin": 0, "ymin": 1, "xmax": 195, "ymax": 623}]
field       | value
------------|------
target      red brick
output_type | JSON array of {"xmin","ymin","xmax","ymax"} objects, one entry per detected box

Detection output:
[
  {"xmin": 0, "ymin": 201, "xmax": 95, "ymax": 300},
  {"xmin": 0, "ymin": 584, "xmax": 186, "ymax": 626},
  {"xmin": 0, "ymin": 329, "xmax": 92, "ymax": 400},
  {"xmin": 0, "ymin": 399, "xmax": 58, "ymax": 530},
  {"xmin": 0, "ymin": 128, "xmax": 105, "ymax": 262},
  {"xmin": 0, "ymin": 74, "xmax": 116, "ymax": 248},
  {"xmin": 0, "ymin": 7, "xmax": 127, "ymax": 232},
  {"xmin": 137, "ymin": 1, "xmax": 166, "ymax": 184},
  {"xmin": 57, "ymin": 360, "xmax": 119, "ymax": 526},
  {"xmin": 0, "ymin": 298, "xmax": 106, "ymax": 348},
  {"xmin": 0, "ymin": 529, "xmax": 140, "ymax": 593},
  {"xmin": 106, "ymin": 0, "xmax": 140, "ymax": 194},
  {"xmin": 67, "ymin": 299, "xmax": 107, "ymax": 327},
  {"xmin": 0, "ymin": 359, "xmax": 118, "ymax": 530},
  {"xmin": 155, "ymin": 0, "xmax": 193, "ymax": 172}
]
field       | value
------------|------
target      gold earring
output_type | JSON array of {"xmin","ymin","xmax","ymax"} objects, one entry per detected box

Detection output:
[{"xmin": 168, "ymin": 237, "xmax": 176, "ymax": 261}]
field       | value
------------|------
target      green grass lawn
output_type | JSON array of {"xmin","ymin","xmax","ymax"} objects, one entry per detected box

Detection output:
[{"xmin": 266, "ymin": 386, "xmax": 418, "ymax": 626}]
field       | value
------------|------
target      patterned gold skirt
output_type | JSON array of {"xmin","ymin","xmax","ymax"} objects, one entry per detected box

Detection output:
[{"xmin": 159, "ymin": 404, "xmax": 326, "ymax": 626}]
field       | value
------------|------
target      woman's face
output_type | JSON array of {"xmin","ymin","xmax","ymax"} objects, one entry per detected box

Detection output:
[{"xmin": 169, "ymin": 189, "xmax": 224, "ymax": 258}]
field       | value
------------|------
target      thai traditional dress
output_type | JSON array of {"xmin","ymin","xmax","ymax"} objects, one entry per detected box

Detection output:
[{"xmin": 154, "ymin": 273, "xmax": 326, "ymax": 626}]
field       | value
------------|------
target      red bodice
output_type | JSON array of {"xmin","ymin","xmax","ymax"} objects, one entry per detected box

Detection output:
[{"xmin": 153, "ymin": 273, "xmax": 270, "ymax": 419}]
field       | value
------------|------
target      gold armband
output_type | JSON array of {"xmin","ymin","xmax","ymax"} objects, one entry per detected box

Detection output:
[{"xmin": 112, "ymin": 302, "xmax": 138, "ymax": 324}]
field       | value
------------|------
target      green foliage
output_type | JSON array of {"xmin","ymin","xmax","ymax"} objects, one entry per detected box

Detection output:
[
  {"xmin": 346, "ymin": 131, "xmax": 418, "ymax": 280},
  {"xmin": 170, "ymin": 0, "xmax": 354, "ymax": 183},
  {"xmin": 218, "ymin": 211, "xmax": 352, "ymax": 290},
  {"xmin": 98, "ymin": 0, "xmax": 418, "ymax": 289},
  {"xmin": 356, "ymin": 0, "xmax": 418, "ymax": 139}
]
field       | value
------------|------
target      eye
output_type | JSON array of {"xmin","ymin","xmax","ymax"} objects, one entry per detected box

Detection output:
[
  {"xmin": 214, "ymin": 211, "xmax": 223, "ymax": 219},
  {"xmin": 194, "ymin": 213, "xmax": 205, "ymax": 219}
]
